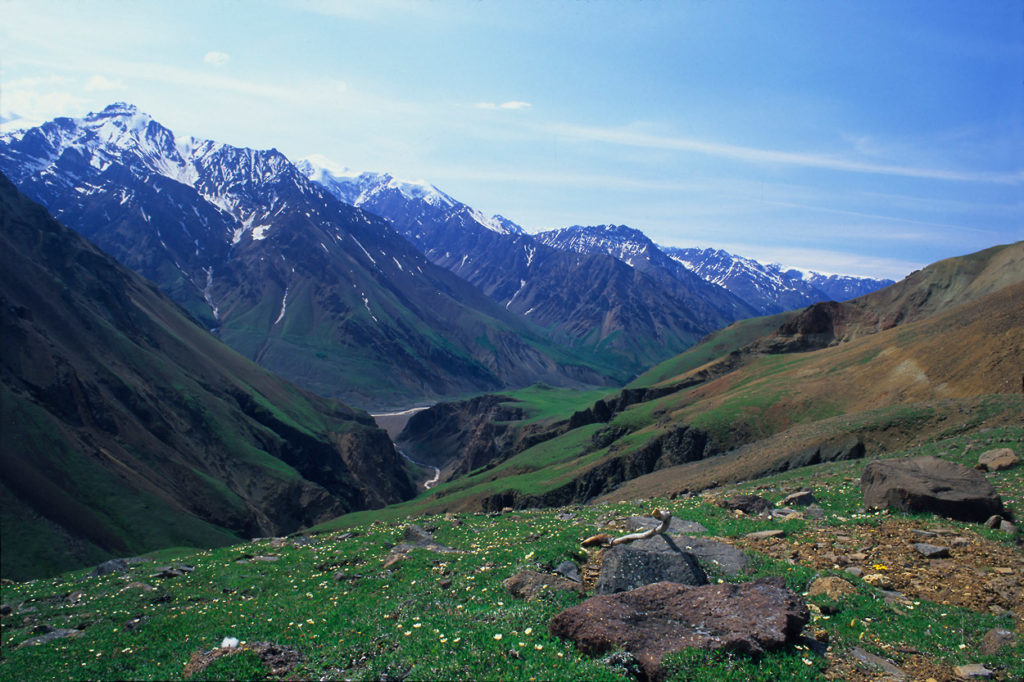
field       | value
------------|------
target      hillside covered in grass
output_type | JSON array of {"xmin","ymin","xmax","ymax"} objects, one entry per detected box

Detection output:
[
  {"xmin": 389, "ymin": 241, "xmax": 1024, "ymax": 514},
  {"xmin": 1, "ymin": 427, "xmax": 1020, "ymax": 681}
]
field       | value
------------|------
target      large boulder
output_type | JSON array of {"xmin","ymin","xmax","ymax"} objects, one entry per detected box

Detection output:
[
  {"xmin": 860, "ymin": 456, "xmax": 1003, "ymax": 522},
  {"xmin": 594, "ymin": 535, "xmax": 707, "ymax": 594},
  {"xmin": 549, "ymin": 578, "xmax": 809, "ymax": 681},
  {"xmin": 623, "ymin": 516, "xmax": 748, "ymax": 577}
]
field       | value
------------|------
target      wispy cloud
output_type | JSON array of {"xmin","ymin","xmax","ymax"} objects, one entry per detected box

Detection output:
[
  {"xmin": 84, "ymin": 75, "xmax": 126, "ymax": 91},
  {"xmin": 203, "ymin": 51, "xmax": 231, "ymax": 67},
  {"xmin": 545, "ymin": 123, "xmax": 1023, "ymax": 185},
  {"xmin": 475, "ymin": 101, "xmax": 532, "ymax": 111}
]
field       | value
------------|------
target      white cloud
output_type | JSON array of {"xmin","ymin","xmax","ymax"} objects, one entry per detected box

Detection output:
[
  {"xmin": 545, "ymin": 123, "xmax": 1023, "ymax": 185},
  {"xmin": 203, "ymin": 51, "xmax": 231, "ymax": 67},
  {"xmin": 84, "ymin": 75, "xmax": 127, "ymax": 91},
  {"xmin": 476, "ymin": 101, "xmax": 531, "ymax": 111}
]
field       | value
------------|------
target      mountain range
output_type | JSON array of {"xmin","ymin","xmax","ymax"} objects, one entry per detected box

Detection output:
[
  {"xmin": 0, "ymin": 104, "xmax": 895, "ymax": 410},
  {"xmin": 0, "ymin": 104, "xmax": 612, "ymax": 409}
]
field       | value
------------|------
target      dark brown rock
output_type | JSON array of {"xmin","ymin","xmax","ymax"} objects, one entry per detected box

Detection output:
[
  {"xmin": 549, "ymin": 579, "xmax": 809, "ymax": 681},
  {"xmin": 860, "ymin": 456, "xmax": 1003, "ymax": 522},
  {"xmin": 719, "ymin": 494, "xmax": 772, "ymax": 515},
  {"xmin": 502, "ymin": 570, "xmax": 583, "ymax": 600}
]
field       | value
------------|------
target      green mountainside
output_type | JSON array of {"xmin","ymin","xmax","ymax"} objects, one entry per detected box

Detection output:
[{"xmin": 0, "ymin": 174, "xmax": 416, "ymax": 581}]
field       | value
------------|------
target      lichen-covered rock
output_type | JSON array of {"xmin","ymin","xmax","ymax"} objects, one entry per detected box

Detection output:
[{"xmin": 594, "ymin": 535, "xmax": 707, "ymax": 594}]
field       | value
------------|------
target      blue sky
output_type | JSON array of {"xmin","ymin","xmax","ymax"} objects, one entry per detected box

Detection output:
[{"xmin": 2, "ymin": 0, "xmax": 1021, "ymax": 278}]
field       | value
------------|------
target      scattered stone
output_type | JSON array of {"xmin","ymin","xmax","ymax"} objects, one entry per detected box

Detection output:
[
  {"xmin": 554, "ymin": 561, "xmax": 581, "ymax": 583},
  {"xmin": 844, "ymin": 567, "xmax": 863, "ymax": 578},
  {"xmin": 769, "ymin": 507, "xmax": 804, "ymax": 521},
  {"xmin": 998, "ymin": 519, "xmax": 1017, "ymax": 535},
  {"xmin": 803, "ymin": 505, "xmax": 826, "ymax": 521},
  {"xmin": 745, "ymin": 529, "xmax": 786, "ymax": 540},
  {"xmin": 984, "ymin": 515, "xmax": 1002, "ymax": 529},
  {"xmin": 860, "ymin": 456, "xmax": 1004, "ymax": 522},
  {"xmin": 383, "ymin": 525, "xmax": 460, "ymax": 568},
  {"xmin": 625, "ymin": 515, "xmax": 708, "ymax": 535},
  {"xmin": 862, "ymin": 573, "xmax": 894, "ymax": 590},
  {"xmin": 88, "ymin": 557, "xmax": 148, "ymax": 577},
  {"xmin": 977, "ymin": 448, "xmax": 1019, "ymax": 472},
  {"xmin": 912, "ymin": 543, "xmax": 951, "ymax": 559},
  {"xmin": 549, "ymin": 578, "xmax": 809, "ymax": 681},
  {"xmin": 910, "ymin": 529, "xmax": 938, "ymax": 538},
  {"xmin": 502, "ymin": 570, "xmax": 583, "ymax": 600},
  {"xmin": 253, "ymin": 555, "xmax": 280, "ymax": 562},
  {"xmin": 150, "ymin": 567, "xmax": 186, "ymax": 579},
  {"xmin": 806, "ymin": 576, "xmax": 857, "ymax": 600},
  {"xmin": 781, "ymin": 490, "xmax": 816, "ymax": 506},
  {"xmin": 124, "ymin": 582, "xmax": 156, "ymax": 593},
  {"xmin": 594, "ymin": 534, "xmax": 707, "ymax": 594},
  {"xmin": 851, "ymin": 646, "xmax": 906, "ymax": 679},
  {"xmin": 953, "ymin": 663, "xmax": 994, "ymax": 679},
  {"xmin": 556, "ymin": 511, "xmax": 577, "ymax": 521},
  {"xmin": 718, "ymin": 495, "xmax": 772, "ymax": 515},
  {"xmin": 183, "ymin": 641, "xmax": 303, "ymax": 679},
  {"xmin": 17, "ymin": 628, "xmax": 81, "ymax": 648},
  {"xmin": 979, "ymin": 628, "xmax": 1016, "ymax": 656},
  {"xmin": 602, "ymin": 651, "xmax": 644, "ymax": 679}
]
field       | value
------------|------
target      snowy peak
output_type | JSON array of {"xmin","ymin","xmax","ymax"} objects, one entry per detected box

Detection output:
[
  {"xmin": 298, "ymin": 155, "xmax": 522, "ymax": 236},
  {"xmin": 661, "ymin": 246, "xmax": 893, "ymax": 314},
  {"xmin": 535, "ymin": 224, "xmax": 659, "ymax": 267}
]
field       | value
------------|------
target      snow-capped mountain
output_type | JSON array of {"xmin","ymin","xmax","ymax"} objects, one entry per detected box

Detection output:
[
  {"xmin": 532, "ymin": 223, "xmax": 892, "ymax": 315},
  {"xmin": 664, "ymin": 246, "xmax": 894, "ymax": 314},
  {"xmin": 0, "ymin": 103, "xmax": 608, "ymax": 407},
  {"xmin": 297, "ymin": 155, "xmax": 523, "ymax": 239},
  {"xmin": 303, "ymin": 160, "xmax": 754, "ymax": 374}
]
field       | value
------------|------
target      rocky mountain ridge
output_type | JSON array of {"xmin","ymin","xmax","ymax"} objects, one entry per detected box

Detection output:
[{"xmin": 0, "ymin": 104, "xmax": 612, "ymax": 408}]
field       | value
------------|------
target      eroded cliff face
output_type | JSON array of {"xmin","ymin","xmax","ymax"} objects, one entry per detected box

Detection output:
[{"xmin": 396, "ymin": 395, "xmax": 530, "ymax": 482}]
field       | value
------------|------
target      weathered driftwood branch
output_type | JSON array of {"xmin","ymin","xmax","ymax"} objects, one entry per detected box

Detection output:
[{"xmin": 581, "ymin": 509, "xmax": 672, "ymax": 548}]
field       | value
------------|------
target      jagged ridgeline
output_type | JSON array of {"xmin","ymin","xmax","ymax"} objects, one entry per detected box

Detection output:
[
  {"xmin": 0, "ymin": 104, "xmax": 620, "ymax": 410},
  {"xmin": 0, "ymin": 174, "xmax": 417, "ymax": 580}
]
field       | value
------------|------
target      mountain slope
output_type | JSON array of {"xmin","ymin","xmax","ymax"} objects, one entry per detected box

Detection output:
[
  {"xmin": 389, "ymin": 241, "xmax": 1023, "ymax": 511},
  {"xmin": 0, "ymin": 173, "xmax": 418, "ymax": 580},
  {"xmin": 301, "ymin": 161, "xmax": 753, "ymax": 376},
  {"xmin": 0, "ymin": 104, "xmax": 610, "ymax": 409}
]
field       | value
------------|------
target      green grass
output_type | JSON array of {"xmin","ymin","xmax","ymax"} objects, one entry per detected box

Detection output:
[
  {"xmin": 3, "ymin": 428, "xmax": 1020, "ymax": 681},
  {"xmin": 498, "ymin": 384, "xmax": 615, "ymax": 424}
]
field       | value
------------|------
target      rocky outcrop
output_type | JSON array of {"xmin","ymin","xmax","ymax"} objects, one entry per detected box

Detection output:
[
  {"xmin": 549, "ymin": 578, "xmax": 809, "ymax": 681},
  {"xmin": 861, "ymin": 456, "xmax": 1004, "ymax": 522},
  {"xmin": 481, "ymin": 425, "xmax": 716, "ymax": 510}
]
